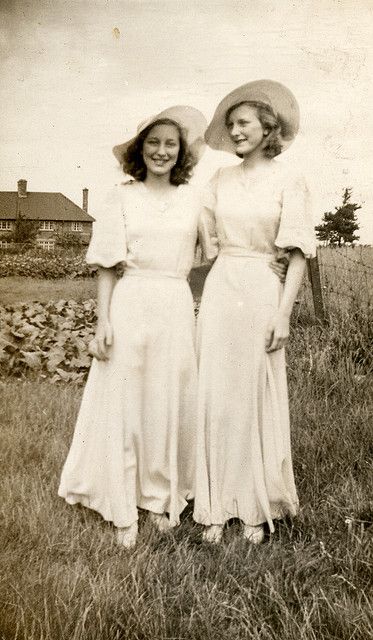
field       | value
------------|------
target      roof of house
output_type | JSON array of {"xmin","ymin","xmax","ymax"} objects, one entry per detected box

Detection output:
[{"xmin": 0, "ymin": 192, "xmax": 94, "ymax": 222}]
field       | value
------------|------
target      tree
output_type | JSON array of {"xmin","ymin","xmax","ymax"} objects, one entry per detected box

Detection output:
[
  {"xmin": 315, "ymin": 188, "xmax": 361, "ymax": 246},
  {"xmin": 54, "ymin": 230, "xmax": 83, "ymax": 251},
  {"xmin": 10, "ymin": 214, "xmax": 39, "ymax": 246}
]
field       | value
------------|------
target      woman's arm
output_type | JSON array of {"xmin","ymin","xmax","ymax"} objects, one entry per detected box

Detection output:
[
  {"xmin": 88, "ymin": 267, "xmax": 117, "ymax": 360},
  {"xmin": 265, "ymin": 248, "xmax": 305, "ymax": 352}
]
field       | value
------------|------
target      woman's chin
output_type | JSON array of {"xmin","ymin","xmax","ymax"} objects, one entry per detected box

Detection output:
[{"xmin": 148, "ymin": 166, "xmax": 172, "ymax": 178}]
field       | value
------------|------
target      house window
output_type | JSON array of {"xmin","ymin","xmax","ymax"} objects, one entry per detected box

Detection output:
[
  {"xmin": 0, "ymin": 240, "xmax": 10, "ymax": 248},
  {"xmin": 40, "ymin": 221, "xmax": 54, "ymax": 231},
  {"xmin": 71, "ymin": 221, "xmax": 83, "ymax": 232},
  {"xmin": 0, "ymin": 221, "xmax": 12, "ymax": 231},
  {"xmin": 37, "ymin": 239, "xmax": 55, "ymax": 251}
]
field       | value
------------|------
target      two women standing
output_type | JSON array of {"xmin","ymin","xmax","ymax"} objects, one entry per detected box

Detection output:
[{"xmin": 59, "ymin": 81, "xmax": 315, "ymax": 548}]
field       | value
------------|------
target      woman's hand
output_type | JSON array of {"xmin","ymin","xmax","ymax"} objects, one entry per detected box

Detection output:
[
  {"xmin": 265, "ymin": 312, "xmax": 290, "ymax": 353},
  {"xmin": 88, "ymin": 320, "xmax": 113, "ymax": 360},
  {"xmin": 269, "ymin": 250, "xmax": 290, "ymax": 283}
]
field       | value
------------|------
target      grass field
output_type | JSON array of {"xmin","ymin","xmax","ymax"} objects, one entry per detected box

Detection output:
[
  {"xmin": 0, "ymin": 276, "xmax": 98, "ymax": 306},
  {"xmin": 1, "ymin": 248, "xmax": 372, "ymax": 639},
  {"xmin": 1, "ymin": 337, "xmax": 372, "ymax": 640}
]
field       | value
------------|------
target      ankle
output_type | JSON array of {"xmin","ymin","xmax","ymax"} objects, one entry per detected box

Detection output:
[
  {"xmin": 116, "ymin": 521, "xmax": 138, "ymax": 549},
  {"xmin": 202, "ymin": 524, "xmax": 223, "ymax": 543},
  {"xmin": 243, "ymin": 524, "xmax": 264, "ymax": 545},
  {"xmin": 149, "ymin": 512, "xmax": 172, "ymax": 532}
]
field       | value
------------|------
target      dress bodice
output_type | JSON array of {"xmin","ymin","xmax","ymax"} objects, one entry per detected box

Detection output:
[
  {"xmin": 199, "ymin": 161, "xmax": 316, "ymax": 260},
  {"xmin": 86, "ymin": 180, "xmax": 201, "ymax": 277}
]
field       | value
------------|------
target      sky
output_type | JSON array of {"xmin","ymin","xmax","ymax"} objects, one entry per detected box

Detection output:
[{"xmin": 1, "ymin": 0, "xmax": 373, "ymax": 242}]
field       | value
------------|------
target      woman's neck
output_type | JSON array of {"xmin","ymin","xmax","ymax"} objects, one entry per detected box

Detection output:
[
  {"xmin": 241, "ymin": 149, "xmax": 271, "ymax": 172},
  {"xmin": 144, "ymin": 172, "xmax": 176, "ymax": 192}
]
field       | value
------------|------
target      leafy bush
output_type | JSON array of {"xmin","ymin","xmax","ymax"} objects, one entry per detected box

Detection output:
[
  {"xmin": 54, "ymin": 230, "xmax": 84, "ymax": 250},
  {"xmin": 0, "ymin": 250, "xmax": 96, "ymax": 279},
  {"xmin": 0, "ymin": 299, "xmax": 97, "ymax": 382}
]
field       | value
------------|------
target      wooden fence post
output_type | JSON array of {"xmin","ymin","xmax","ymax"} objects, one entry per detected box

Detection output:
[{"xmin": 307, "ymin": 255, "xmax": 326, "ymax": 324}]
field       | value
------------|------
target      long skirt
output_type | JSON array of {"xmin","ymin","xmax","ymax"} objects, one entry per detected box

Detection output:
[
  {"xmin": 59, "ymin": 274, "xmax": 197, "ymax": 528},
  {"xmin": 193, "ymin": 253, "xmax": 298, "ymax": 532}
]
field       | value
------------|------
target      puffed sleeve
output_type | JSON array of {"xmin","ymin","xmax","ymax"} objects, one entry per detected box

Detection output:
[
  {"xmin": 197, "ymin": 170, "xmax": 220, "ymax": 263},
  {"xmin": 275, "ymin": 172, "xmax": 316, "ymax": 259},
  {"xmin": 85, "ymin": 186, "xmax": 127, "ymax": 268}
]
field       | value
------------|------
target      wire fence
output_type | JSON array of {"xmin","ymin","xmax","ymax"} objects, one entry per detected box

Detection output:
[{"xmin": 295, "ymin": 245, "xmax": 373, "ymax": 323}]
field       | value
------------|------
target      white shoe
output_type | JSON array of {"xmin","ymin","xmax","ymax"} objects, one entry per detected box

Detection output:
[
  {"xmin": 202, "ymin": 525, "xmax": 224, "ymax": 543},
  {"xmin": 148, "ymin": 512, "xmax": 172, "ymax": 532},
  {"xmin": 243, "ymin": 524, "xmax": 264, "ymax": 545},
  {"xmin": 116, "ymin": 522, "xmax": 138, "ymax": 549}
]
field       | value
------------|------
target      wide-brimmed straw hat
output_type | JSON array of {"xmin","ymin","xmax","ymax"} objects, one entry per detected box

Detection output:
[
  {"xmin": 113, "ymin": 105, "xmax": 207, "ymax": 163},
  {"xmin": 205, "ymin": 80, "xmax": 300, "ymax": 155}
]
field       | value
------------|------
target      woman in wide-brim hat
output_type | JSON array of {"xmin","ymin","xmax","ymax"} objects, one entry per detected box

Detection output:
[
  {"xmin": 59, "ymin": 106, "xmax": 207, "ymax": 549},
  {"xmin": 194, "ymin": 80, "xmax": 316, "ymax": 543}
]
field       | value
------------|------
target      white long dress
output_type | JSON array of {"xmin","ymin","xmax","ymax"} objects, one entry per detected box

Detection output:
[
  {"xmin": 194, "ymin": 161, "xmax": 316, "ymax": 531},
  {"xmin": 59, "ymin": 179, "xmax": 201, "ymax": 528}
]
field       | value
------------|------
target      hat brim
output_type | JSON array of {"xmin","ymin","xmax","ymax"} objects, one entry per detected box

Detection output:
[
  {"xmin": 205, "ymin": 80, "xmax": 300, "ymax": 155},
  {"xmin": 113, "ymin": 105, "xmax": 207, "ymax": 164}
]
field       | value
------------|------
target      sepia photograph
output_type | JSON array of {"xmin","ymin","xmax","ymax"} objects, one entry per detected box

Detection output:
[{"xmin": 0, "ymin": 1, "xmax": 372, "ymax": 638}]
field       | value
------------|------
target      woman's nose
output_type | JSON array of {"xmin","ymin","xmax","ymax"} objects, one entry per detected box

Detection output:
[
  {"xmin": 157, "ymin": 143, "xmax": 167, "ymax": 156},
  {"xmin": 231, "ymin": 123, "xmax": 240, "ymax": 136}
]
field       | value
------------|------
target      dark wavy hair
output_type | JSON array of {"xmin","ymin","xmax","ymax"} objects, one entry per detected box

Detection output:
[
  {"xmin": 225, "ymin": 100, "xmax": 283, "ymax": 158},
  {"xmin": 122, "ymin": 118, "xmax": 196, "ymax": 185}
]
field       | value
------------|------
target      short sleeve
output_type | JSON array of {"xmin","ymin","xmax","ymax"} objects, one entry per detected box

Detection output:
[
  {"xmin": 85, "ymin": 186, "xmax": 127, "ymax": 268},
  {"xmin": 275, "ymin": 172, "xmax": 316, "ymax": 259},
  {"xmin": 197, "ymin": 171, "xmax": 220, "ymax": 263}
]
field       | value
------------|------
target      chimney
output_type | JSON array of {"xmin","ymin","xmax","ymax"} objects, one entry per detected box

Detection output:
[
  {"xmin": 82, "ymin": 188, "xmax": 88, "ymax": 213},
  {"xmin": 17, "ymin": 179, "xmax": 27, "ymax": 198}
]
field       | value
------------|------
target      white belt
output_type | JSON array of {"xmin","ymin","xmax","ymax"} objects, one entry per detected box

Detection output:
[
  {"xmin": 124, "ymin": 268, "xmax": 186, "ymax": 280},
  {"xmin": 220, "ymin": 247, "xmax": 273, "ymax": 260}
]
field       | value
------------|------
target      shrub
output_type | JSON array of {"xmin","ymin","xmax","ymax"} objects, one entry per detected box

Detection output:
[
  {"xmin": 0, "ymin": 249, "xmax": 96, "ymax": 279},
  {"xmin": 54, "ymin": 231, "xmax": 84, "ymax": 250},
  {"xmin": 0, "ymin": 299, "xmax": 97, "ymax": 382}
]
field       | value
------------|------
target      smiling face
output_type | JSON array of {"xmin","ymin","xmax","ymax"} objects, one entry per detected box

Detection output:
[
  {"xmin": 142, "ymin": 123, "xmax": 181, "ymax": 178},
  {"xmin": 226, "ymin": 104, "xmax": 267, "ymax": 158}
]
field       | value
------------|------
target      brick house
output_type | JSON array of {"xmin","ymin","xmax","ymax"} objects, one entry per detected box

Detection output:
[{"xmin": 0, "ymin": 179, "xmax": 94, "ymax": 250}]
